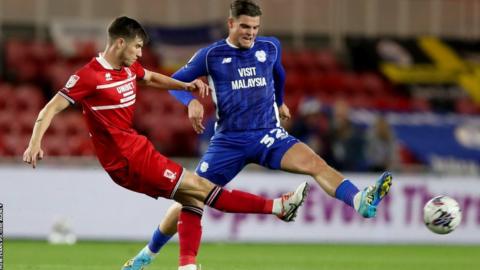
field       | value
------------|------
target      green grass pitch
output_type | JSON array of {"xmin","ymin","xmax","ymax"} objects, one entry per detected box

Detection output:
[{"xmin": 5, "ymin": 240, "xmax": 480, "ymax": 270}]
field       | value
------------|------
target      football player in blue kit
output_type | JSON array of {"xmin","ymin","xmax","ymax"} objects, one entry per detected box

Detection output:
[{"xmin": 122, "ymin": 1, "xmax": 392, "ymax": 269}]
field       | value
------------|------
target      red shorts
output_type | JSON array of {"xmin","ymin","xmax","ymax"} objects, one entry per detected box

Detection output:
[{"xmin": 106, "ymin": 139, "xmax": 184, "ymax": 199}]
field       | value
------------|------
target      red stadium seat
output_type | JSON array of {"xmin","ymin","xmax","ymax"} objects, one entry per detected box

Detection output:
[
  {"xmin": 14, "ymin": 84, "xmax": 45, "ymax": 113},
  {"xmin": 135, "ymin": 112, "xmax": 160, "ymax": 134},
  {"xmin": 5, "ymin": 39, "xmax": 29, "ymax": 68},
  {"xmin": 2, "ymin": 133, "xmax": 29, "ymax": 156},
  {"xmin": 285, "ymin": 70, "xmax": 307, "ymax": 93},
  {"xmin": 317, "ymin": 72, "xmax": 344, "ymax": 94},
  {"xmin": 359, "ymin": 72, "xmax": 386, "ymax": 95},
  {"xmin": 455, "ymin": 97, "xmax": 479, "ymax": 115},
  {"xmin": 305, "ymin": 71, "xmax": 325, "ymax": 94},
  {"xmin": 66, "ymin": 133, "xmax": 94, "ymax": 156},
  {"xmin": 282, "ymin": 50, "xmax": 299, "ymax": 70},
  {"xmin": 46, "ymin": 114, "xmax": 68, "ymax": 137},
  {"xmin": 372, "ymin": 95, "xmax": 412, "ymax": 112},
  {"xmin": 313, "ymin": 50, "xmax": 341, "ymax": 72},
  {"xmin": 410, "ymin": 98, "xmax": 432, "ymax": 112},
  {"xmin": 18, "ymin": 111, "xmax": 38, "ymax": 136},
  {"xmin": 283, "ymin": 93, "xmax": 303, "ymax": 115},
  {"xmin": 161, "ymin": 97, "xmax": 187, "ymax": 116},
  {"xmin": 0, "ymin": 134, "xmax": 6, "ymax": 156},
  {"xmin": 138, "ymin": 46, "xmax": 160, "ymax": 70},
  {"xmin": 45, "ymin": 61, "xmax": 78, "ymax": 92},
  {"xmin": 43, "ymin": 134, "xmax": 70, "ymax": 156},
  {"xmin": 340, "ymin": 72, "xmax": 362, "ymax": 94},
  {"xmin": 349, "ymin": 92, "xmax": 374, "ymax": 109},
  {"xmin": 30, "ymin": 41, "xmax": 58, "ymax": 63},
  {"xmin": 0, "ymin": 112, "xmax": 19, "ymax": 135},
  {"xmin": 15, "ymin": 60, "xmax": 41, "ymax": 82},
  {"xmin": 63, "ymin": 112, "xmax": 88, "ymax": 137},
  {"xmin": 73, "ymin": 41, "xmax": 97, "ymax": 61},
  {"xmin": 135, "ymin": 88, "xmax": 158, "ymax": 116},
  {"xmin": 296, "ymin": 50, "xmax": 317, "ymax": 71},
  {"xmin": 148, "ymin": 124, "xmax": 176, "ymax": 154},
  {"xmin": 0, "ymin": 83, "xmax": 15, "ymax": 112}
]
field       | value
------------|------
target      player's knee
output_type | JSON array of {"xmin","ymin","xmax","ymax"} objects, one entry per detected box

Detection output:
[
  {"xmin": 189, "ymin": 174, "xmax": 215, "ymax": 195},
  {"xmin": 186, "ymin": 199, "xmax": 205, "ymax": 209},
  {"xmin": 175, "ymin": 172, "xmax": 214, "ymax": 203},
  {"xmin": 165, "ymin": 202, "xmax": 183, "ymax": 218},
  {"xmin": 175, "ymin": 195, "xmax": 204, "ymax": 208},
  {"xmin": 180, "ymin": 171, "xmax": 214, "ymax": 193}
]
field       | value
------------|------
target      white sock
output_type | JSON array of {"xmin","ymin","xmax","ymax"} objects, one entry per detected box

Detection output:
[
  {"xmin": 353, "ymin": 192, "xmax": 361, "ymax": 211},
  {"xmin": 142, "ymin": 245, "xmax": 157, "ymax": 258},
  {"xmin": 272, "ymin": 198, "xmax": 282, "ymax": 215},
  {"xmin": 179, "ymin": 264, "xmax": 197, "ymax": 270}
]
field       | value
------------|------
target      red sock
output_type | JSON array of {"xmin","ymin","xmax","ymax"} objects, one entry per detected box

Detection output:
[
  {"xmin": 178, "ymin": 206, "xmax": 203, "ymax": 266},
  {"xmin": 205, "ymin": 186, "xmax": 273, "ymax": 214}
]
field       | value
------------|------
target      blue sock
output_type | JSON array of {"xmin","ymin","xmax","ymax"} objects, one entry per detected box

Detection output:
[
  {"xmin": 335, "ymin": 180, "xmax": 360, "ymax": 208},
  {"xmin": 147, "ymin": 227, "xmax": 172, "ymax": 253}
]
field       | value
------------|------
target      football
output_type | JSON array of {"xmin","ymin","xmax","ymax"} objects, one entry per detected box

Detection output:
[{"xmin": 423, "ymin": 195, "xmax": 462, "ymax": 234}]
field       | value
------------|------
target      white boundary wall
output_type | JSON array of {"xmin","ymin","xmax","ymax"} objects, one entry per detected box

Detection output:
[{"xmin": 1, "ymin": 166, "xmax": 479, "ymax": 243}]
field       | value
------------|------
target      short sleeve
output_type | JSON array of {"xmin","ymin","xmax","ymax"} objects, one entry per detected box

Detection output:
[
  {"xmin": 58, "ymin": 67, "xmax": 97, "ymax": 104},
  {"xmin": 130, "ymin": 61, "xmax": 146, "ymax": 80}
]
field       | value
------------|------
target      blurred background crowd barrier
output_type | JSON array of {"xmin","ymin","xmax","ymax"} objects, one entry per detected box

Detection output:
[
  {"xmin": 2, "ymin": 168, "xmax": 479, "ymax": 243},
  {"xmin": 1, "ymin": 0, "xmax": 480, "ymax": 175}
]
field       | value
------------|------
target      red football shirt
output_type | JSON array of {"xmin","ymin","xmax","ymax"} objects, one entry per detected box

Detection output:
[{"xmin": 59, "ymin": 54, "xmax": 147, "ymax": 171}]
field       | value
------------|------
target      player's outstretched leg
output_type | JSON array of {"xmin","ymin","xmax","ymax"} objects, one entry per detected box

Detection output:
[
  {"xmin": 202, "ymin": 181, "xmax": 309, "ymax": 219},
  {"xmin": 356, "ymin": 172, "xmax": 393, "ymax": 218},
  {"xmin": 121, "ymin": 177, "xmax": 310, "ymax": 270},
  {"xmin": 280, "ymin": 143, "xmax": 393, "ymax": 218},
  {"xmin": 121, "ymin": 225, "xmax": 173, "ymax": 270},
  {"xmin": 175, "ymin": 178, "xmax": 310, "ymax": 270}
]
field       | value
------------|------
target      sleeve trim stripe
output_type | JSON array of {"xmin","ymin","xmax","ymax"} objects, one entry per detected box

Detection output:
[{"xmin": 58, "ymin": 91, "xmax": 75, "ymax": 104}]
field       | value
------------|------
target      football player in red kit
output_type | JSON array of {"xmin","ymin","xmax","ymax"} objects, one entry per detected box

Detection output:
[{"xmin": 22, "ymin": 16, "xmax": 309, "ymax": 270}]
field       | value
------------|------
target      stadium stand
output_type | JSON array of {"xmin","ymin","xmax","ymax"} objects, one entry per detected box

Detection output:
[{"xmin": 1, "ymin": 36, "xmax": 479, "ymax": 173}]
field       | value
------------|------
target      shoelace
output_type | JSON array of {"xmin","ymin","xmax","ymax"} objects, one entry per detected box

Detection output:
[
  {"xmin": 380, "ymin": 179, "xmax": 390, "ymax": 197},
  {"xmin": 281, "ymin": 192, "xmax": 294, "ymax": 213},
  {"xmin": 366, "ymin": 186, "xmax": 375, "ymax": 205}
]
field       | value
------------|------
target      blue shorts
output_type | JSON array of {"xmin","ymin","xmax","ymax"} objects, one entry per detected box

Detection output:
[{"xmin": 195, "ymin": 127, "xmax": 299, "ymax": 186}]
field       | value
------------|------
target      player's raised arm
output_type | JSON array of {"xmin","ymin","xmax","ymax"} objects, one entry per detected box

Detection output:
[
  {"xmin": 142, "ymin": 69, "xmax": 209, "ymax": 98},
  {"xmin": 23, "ymin": 94, "xmax": 70, "ymax": 168},
  {"xmin": 271, "ymin": 37, "xmax": 289, "ymax": 120},
  {"xmin": 140, "ymin": 66, "xmax": 209, "ymax": 134},
  {"xmin": 167, "ymin": 48, "xmax": 210, "ymax": 134},
  {"xmin": 168, "ymin": 48, "xmax": 209, "ymax": 105}
]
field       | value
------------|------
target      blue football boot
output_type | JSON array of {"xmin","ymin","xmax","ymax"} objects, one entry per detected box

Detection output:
[
  {"xmin": 357, "ymin": 172, "xmax": 393, "ymax": 218},
  {"xmin": 121, "ymin": 246, "xmax": 153, "ymax": 270}
]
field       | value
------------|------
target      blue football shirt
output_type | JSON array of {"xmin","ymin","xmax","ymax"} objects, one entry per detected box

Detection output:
[{"xmin": 169, "ymin": 36, "xmax": 286, "ymax": 132}]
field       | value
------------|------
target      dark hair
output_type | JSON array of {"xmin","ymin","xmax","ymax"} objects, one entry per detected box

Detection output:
[
  {"xmin": 108, "ymin": 16, "xmax": 149, "ymax": 43},
  {"xmin": 230, "ymin": 0, "xmax": 262, "ymax": 18}
]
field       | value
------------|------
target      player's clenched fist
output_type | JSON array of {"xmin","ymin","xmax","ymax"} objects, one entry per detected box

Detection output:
[
  {"xmin": 185, "ymin": 79, "xmax": 209, "ymax": 98},
  {"xmin": 23, "ymin": 144, "xmax": 44, "ymax": 168}
]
